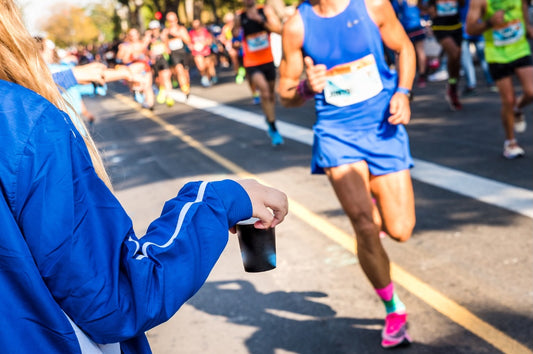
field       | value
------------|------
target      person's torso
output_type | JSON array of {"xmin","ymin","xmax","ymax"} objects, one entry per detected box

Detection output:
[
  {"xmin": 483, "ymin": 0, "xmax": 531, "ymax": 62},
  {"xmin": 150, "ymin": 35, "xmax": 167, "ymax": 57},
  {"xmin": 168, "ymin": 26, "xmax": 187, "ymax": 52},
  {"xmin": 189, "ymin": 28, "xmax": 211, "ymax": 56},
  {"xmin": 240, "ymin": 6, "xmax": 274, "ymax": 67},
  {"xmin": 126, "ymin": 41, "xmax": 148, "ymax": 62},
  {"xmin": 397, "ymin": 0, "xmax": 423, "ymax": 30},
  {"xmin": 0, "ymin": 79, "xmax": 133, "ymax": 353},
  {"xmin": 299, "ymin": 0, "xmax": 398, "ymax": 128},
  {"xmin": 430, "ymin": 0, "xmax": 462, "ymax": 30}
]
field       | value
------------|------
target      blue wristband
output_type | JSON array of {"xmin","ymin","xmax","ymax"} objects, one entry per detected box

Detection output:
[{"xmin": 396, "ymin": 87, "xmax": 412, "ymax": 99}]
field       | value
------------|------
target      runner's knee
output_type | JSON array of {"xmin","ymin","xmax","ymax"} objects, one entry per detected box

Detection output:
[
  {"xmin": 349, "ymin": 210, "xmax": 379, "ymax": 238},
  {"xmin": 385, "ymin": 219, "xmax": 414, "ymax": 243}
]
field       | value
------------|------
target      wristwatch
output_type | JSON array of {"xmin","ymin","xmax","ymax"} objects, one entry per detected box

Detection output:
[{"xmin": 396, "ymin": 87, "xmax": 413, "ymax": 100}]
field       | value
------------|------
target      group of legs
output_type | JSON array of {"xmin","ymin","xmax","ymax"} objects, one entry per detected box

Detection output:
[
  {"xmin": 493, "ymin": 61, "xmax": 533, "ymax": 158},
  {"xmin": 413, "ymin": 27, "xmax": 532, "ymax": 159}
]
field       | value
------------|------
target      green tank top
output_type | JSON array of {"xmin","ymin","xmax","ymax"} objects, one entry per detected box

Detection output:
[{"xmin": 483, "ymin": 0, "xmax": 531, "ymax": 63}]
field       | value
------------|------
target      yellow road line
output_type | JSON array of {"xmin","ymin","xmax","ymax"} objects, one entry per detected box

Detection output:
[{"xmin": 113, "ymin": 93, "xmax": 532, "ymax": 354}]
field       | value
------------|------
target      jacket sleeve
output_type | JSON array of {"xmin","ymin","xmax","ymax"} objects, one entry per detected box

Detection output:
[{"xmin": 13, "ymin": 105, "xmax": 253, "ymax": 343}]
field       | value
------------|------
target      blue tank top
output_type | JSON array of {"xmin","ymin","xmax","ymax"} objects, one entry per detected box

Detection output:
[
  {"xmin": 299, "ymin": 0, "xmax": 398, "ymax": 129},
  {"xmin": 393, "ymin": 0, "xmax": 424, "ymax": 31}
]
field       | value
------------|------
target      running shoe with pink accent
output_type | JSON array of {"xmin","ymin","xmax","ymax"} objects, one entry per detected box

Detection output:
[
  {"xmin": 381, "ymin": 312, "xmax": 412, "ymax": 348},
  {"xmin": 445, "ymin": 85, "xmax": 462, "ymax": 111}
]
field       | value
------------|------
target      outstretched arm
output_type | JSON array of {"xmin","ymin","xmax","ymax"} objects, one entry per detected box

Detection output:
[{"xmin": 15, "ymin": 103, "xmax": 288, "ymax": 344}]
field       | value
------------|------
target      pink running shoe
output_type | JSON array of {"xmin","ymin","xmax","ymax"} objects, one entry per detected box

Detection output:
[{"xmin": 381, "ymin": 312, "xmax": 412, "ymax": 348}]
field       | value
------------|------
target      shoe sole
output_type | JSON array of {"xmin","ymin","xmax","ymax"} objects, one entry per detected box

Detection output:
[
  {"xmin": 503, "ymin": 153, "xmax": 525, "ymax": 159},
  {"xmin": 382, "ymin": 336, "xmax": 412, "ymax": 349}
]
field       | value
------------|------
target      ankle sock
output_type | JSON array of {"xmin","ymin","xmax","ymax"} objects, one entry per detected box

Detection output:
[{"xmin": 376, "ymin": 282, "xmax": 406, "ymax": 314}]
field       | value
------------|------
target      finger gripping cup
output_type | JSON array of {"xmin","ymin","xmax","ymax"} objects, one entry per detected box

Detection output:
[{"xmin": 236, "ymin": 218, "xmax": 276, "ymax": 272}]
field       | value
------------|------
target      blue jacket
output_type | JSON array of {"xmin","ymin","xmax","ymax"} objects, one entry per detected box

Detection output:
[{"xmin": 0, "ymin": 79, "xmax": 253, "ymax": 353}]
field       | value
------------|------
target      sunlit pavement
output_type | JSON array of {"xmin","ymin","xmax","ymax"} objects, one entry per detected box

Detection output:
[{"xmin": 86, "ymin": 67, "xmax": 532, "ymax": 353}]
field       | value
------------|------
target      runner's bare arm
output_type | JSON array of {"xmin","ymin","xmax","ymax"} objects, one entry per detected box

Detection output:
[
  {"xmin": 264, "ymin": 5, "xmax": 283, "ymax": 34},
  {"xmin": 181, "ymin": 27, "xmax": 192, "ymax": 46},
  {"xmin": 465, "ymin": 0, "xmax": 489, "ymax": 36},
  {"xmin": 161, "ymin": 28, "xmax": 169, "ymax": 43},
  {"xmin": 522, "ymin": 0, "xmax": 533, "ymax": 38},
  {"xmin": 233, "ymin": 13, "xmax": 242, "ymax": 38},
  {"xmin": 367, "ymin": 0, "xmax": 415, "ymax": 124},
  {"xmin": 278, "ymin": 12, "xmax": 307, "ymax": 107}
]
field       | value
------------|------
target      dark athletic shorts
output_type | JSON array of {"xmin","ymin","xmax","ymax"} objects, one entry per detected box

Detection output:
[
  {"xmin": 433, "ymin": 28, "xmax": 463, "ymax": 47},
  {"xmin": 152, "ymin": 55, "xmax": 170, "ymax": 75},
  {"xmin": 488, "ymin": 55, "xmax": 533, "ymax": 82},
  {"xmin": 406, "ymin": 26, "xmax": 427, "ymax": 43},
  {"xmin": 169, "ymin": 50, "xmax": 189, "ymax": 68},
  {"xmin": 245, "ymin": 62, "xmax": 276, "ymax": 82}
]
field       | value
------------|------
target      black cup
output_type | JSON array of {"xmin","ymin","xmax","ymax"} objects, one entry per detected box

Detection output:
[{"xmin": 236, "ymin": 218, "xmax": 276, "ymax": 272}]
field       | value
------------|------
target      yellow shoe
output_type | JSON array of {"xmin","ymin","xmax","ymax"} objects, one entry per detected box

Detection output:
[
  {"xmin": 166, "ymin": 96, "xmax": 175, "ymax": 107},
  {"xmin": 156, "ymin": 88, "xmax": 166, "ymax": 104}
]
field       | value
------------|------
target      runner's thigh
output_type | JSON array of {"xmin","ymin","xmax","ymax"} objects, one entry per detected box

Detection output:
[{"xmin": 370, "ymin": 169, "xmax": 415, "ymax": 241}]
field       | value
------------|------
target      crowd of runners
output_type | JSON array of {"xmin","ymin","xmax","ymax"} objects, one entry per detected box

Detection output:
[
  {"xmin": 31, "ymin": 0, "xmax": 533, "ymax": 350},
  {"xmin": 43, "ymin": 0, "xmax": 533, "ymax": 155}
]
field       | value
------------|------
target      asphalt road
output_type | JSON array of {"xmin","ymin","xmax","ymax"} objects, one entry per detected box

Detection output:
[{"xmin": 86, "ymin": 67, "xmax": 532, "ymax": 354}]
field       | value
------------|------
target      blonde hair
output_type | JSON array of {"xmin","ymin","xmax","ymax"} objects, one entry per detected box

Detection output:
[{"xmin": 0, "ymin": 0, "xmax": 112, "ymax": 188}]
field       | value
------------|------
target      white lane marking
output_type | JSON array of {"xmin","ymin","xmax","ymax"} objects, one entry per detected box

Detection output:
[{"xmin": 170, "ymin": 91, "xmax": 533, "ymax": 219}]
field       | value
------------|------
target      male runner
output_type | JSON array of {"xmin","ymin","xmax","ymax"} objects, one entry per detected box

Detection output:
[
  {"xmin": 466, "ymin": 0, "xmax": 533, "ymax": 158},
  {"xmin": 163, "ymin": 12, "xmax": 192, "ymax": 98},
  {"xmin": 421, "ymin": 0, "xmax": 465, "ymax": 110},
  {"xmin": 279, "ymin": 0, "xmax": 416, "ymax": 348},
  {"xmin": 235, "ymin": 0, "xmax": 284, "ymax": 146},
  {"xmin": 189, "ymin": 19, "xmax": 217, "ymax": 87},
  {"xmin": 116, "ymin": 28, "xmax": 155, "ymax": 109},
  {"xmin": 147, "ymin": 20, "xmax": 175, "ymax": 107}
]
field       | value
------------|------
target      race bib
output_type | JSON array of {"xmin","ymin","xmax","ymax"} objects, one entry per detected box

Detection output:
[
  {"xmin": 169, "ymin": 38, "xmax": 184, "ymax": 51},
  {"xmin": 492, "ymin": 20, "xmax": 524, "ymax": 46},
  {"xmin": 436, "ymin": 0, "xmax": 458, "ymax": 16},
  {"xmin": 151, "ymin": 42, "xmax": 166, "ymax": 56},
  {"xmin": 193, "ymin": 42, "xmax": 205, "ymax": 52},
  {"xmin": 246, "ymin": 32, "xmax": 269, "ymax": 52},
  {"xmin": 324, "ymin": 54, "xmax": 383, "ymax": 107}
]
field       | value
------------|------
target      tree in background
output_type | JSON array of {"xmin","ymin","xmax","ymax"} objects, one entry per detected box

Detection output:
[
  {"xmin": 39, "ymin": 0, "xmax": 302, "ymax": 48},
  {"xmin": 87, "ymin": 0, "xmax": 121, "ymax": 42},
  {"xmin": 43, "ymin": 5, "xmax": 100, "ymax": 47}
]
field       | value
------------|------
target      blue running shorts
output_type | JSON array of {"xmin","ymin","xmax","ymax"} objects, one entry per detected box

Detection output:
[{"xmin": 311, "ymin": 121, "xmax": 414, "ymax": 176}]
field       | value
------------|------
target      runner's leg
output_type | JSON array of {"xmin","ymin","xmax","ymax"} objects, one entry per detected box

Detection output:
[
  {"xmin": 515, "ymin": 65, "xmax": 533, "ymax": 110},
  {"xmin": 325, "ymin": 161, "xmax": 391, "ymax": 289},
  {"xmin": 495, "ymin": 76, "xmax": 517, "ymax": 141},
  {"xmin": 370, "ymin": 169, "xmax": 415, "ymax": 242},
  {"xmin": 251, "ymin": 71, "xmax": 276, "ymax": 125}
]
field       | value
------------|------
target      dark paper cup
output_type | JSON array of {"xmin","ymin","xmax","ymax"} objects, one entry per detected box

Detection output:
[{"xmin": 236, "ymin": 217, "xmax": 276, "ymax": 272}]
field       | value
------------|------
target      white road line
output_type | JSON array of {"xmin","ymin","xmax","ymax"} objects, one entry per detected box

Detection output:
[{"xmin": 170, "ymin": 91, "xmax": 533, "ymax": 219}]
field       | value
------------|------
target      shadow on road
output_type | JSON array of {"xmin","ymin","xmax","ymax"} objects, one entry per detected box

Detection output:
[{"xmin": 187, "ymin": 280, "xmax": 458, "ymax": 354}]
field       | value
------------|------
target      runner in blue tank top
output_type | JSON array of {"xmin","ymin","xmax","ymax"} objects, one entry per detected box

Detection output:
[{"xmin": 279, "ymin": 0, "xmax": 416, "ymax": 348}]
